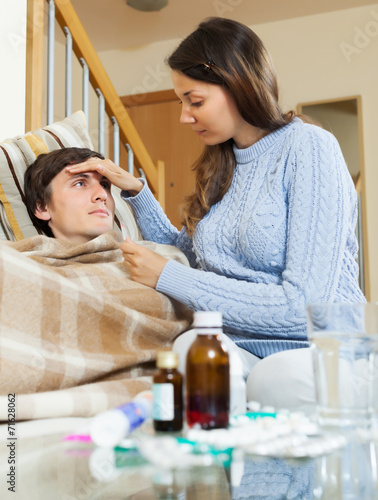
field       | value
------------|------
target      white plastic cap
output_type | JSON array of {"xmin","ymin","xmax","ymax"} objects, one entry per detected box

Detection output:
[
  {"xmin": 90, "ymin": 409, "xmax": 130, "ymax": 448},
  {"xmin": 193, "ymin": 310, "xmax": 222, "ymax": 328}
]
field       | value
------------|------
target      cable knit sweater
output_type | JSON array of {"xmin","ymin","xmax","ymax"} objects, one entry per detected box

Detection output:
[{"xmin": 122, "ymin": 119, "xmax": 365, "ymax": 358}]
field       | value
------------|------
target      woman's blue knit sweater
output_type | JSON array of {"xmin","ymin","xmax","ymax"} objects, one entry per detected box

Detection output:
[{"xmin": 123, "ymin": 119, "xmax": 365, "ymax": 358}]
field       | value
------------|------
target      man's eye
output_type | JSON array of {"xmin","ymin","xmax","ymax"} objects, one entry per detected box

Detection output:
[
  {"xmin": 191, "ymin": 101, "xmax": 202, "ymax": 108},
  {"xmin": 74, "ymin": 180, "xmax": 84, "ymax": 187},
  {"xmin": 101, "ymin": 182, "xmax": 111, "ymax": 190}
]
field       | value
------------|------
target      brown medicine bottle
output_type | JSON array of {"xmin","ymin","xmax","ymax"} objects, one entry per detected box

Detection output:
[
  {"xmin": 153, "ymin": 351, "xmax": 183, "ymax": 432},
  {"xmin": 186, "ymin": 311, "xmax": 230, "ymax": 429}
]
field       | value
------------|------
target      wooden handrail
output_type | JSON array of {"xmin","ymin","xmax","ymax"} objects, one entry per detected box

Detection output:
[{"xmin": 53, "ymin": 0, "xmax": 158, "ymax": 194}]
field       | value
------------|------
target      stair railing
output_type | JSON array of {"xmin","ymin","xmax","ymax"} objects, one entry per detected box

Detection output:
[{"xmin": 25, "ymin": 0, "xmax": 164, "ymax": 207}]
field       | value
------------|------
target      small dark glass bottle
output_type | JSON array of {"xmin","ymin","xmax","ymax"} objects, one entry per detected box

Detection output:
[
  {"xmin": 186, "ymin": 311, "xmax": 230, "ymax": 430},
  {"xmin": 153, "ymin": 351, "xmax": 183, "ymax": 432}
]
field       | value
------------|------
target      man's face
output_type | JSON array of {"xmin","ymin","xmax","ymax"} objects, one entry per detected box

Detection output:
[{"xmin": 35, "ymin": 168, "xmax": 115, "ymax": 244}]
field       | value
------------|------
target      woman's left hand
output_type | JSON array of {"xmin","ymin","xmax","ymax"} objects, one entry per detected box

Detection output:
[
  {"xmin": 121, "ymin": 237, "xmax": 168, "ymax": 288},
  {"xmin": 66, "ymin": 157, "xmax": 143, "ymax": 194}
]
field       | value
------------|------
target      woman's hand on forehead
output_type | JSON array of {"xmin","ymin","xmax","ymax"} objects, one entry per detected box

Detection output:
[{"xmin": 66, "ymin": 158, "xmax": 143, "ymax": 194}]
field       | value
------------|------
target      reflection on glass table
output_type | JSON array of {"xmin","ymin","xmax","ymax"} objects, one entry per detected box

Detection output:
[{"xmin": 0, "ymin": 418, "xmax": 377, "ymax": 499}]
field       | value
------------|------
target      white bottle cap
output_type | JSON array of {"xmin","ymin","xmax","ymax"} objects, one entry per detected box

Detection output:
[
  {"xmin": 90, "ymin": 409, "xmax": 130, "ymax": 448},
  {"xmin": 193, "ymin": 310, "xmax": 222, "ymax": 328}
]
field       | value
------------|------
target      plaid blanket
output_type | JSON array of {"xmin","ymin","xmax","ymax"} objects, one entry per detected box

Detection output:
[{"xmin": 0, "ymin": 231, "xmax": 192, "ymax": 420}]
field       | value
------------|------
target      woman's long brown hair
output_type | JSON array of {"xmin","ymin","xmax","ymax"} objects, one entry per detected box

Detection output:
[{"xmin": 167, "ymin": 17, "xmax": 295, "ymax": 236}]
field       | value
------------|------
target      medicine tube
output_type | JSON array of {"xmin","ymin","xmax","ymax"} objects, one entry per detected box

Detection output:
[{"xmin": 90, "ymin": 391, "xmax": 152, "ymax": 447}]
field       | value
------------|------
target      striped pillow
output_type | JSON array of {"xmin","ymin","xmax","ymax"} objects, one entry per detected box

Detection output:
[{"xmin": 0, "ymin": 111, "xmax": 140, "ymax": 241}]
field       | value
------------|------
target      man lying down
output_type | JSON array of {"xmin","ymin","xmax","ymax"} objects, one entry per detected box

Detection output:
[{"xmin": 0, "ymin": 147, "xmax": 192, "ymax": 421}]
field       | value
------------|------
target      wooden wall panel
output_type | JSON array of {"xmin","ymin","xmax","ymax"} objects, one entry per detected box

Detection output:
[{"xmin": 25, "ymin": 0, "xmax": 44, "ymax": 131}]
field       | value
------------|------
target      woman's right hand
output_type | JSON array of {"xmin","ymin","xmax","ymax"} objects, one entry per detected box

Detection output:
[{"xmin": 66, "ymin": 157, "xmax": 143, "ymax": 195}]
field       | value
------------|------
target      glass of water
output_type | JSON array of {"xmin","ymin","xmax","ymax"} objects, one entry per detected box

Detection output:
[{"xmin": 307, "ymin": 302, "xmax": 378, "ymax": 428}]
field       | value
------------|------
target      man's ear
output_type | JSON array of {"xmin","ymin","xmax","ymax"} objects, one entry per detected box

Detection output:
[{"xmin": 34, "ymin": 202, "xmax": 51, "ymax": 221}]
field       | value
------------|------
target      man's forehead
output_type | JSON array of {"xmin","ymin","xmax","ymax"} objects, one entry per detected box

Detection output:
[{"xmin": 61, "ymin": 169, "xmax": 109, "ymax": 182}]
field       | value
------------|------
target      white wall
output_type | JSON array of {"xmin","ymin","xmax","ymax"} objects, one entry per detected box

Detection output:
[
  {"xmin": 99, "ymin": 38, "xmax": 177, "ymax": 98},
  {"xmin": 98, "ymin": 4, "xmax": 378, "ymax": 301},
  {"xmin": 0, "ymin": 0, "xmax": 27, "ymax": 140}
]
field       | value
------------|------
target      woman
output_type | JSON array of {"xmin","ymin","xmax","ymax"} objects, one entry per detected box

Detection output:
[{"xmin": 68, "ymin": 18, "xmax": 365, "ymax": 412}]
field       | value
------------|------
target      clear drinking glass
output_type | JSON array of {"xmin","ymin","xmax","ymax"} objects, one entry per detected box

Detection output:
[{"xmin": 307, "ymin": 302, "xmax": 378, "ymax": 428}]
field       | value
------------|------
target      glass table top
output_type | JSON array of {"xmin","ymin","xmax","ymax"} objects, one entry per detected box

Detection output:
[{"xmin": 0, "ymin": 418, "xmax": 377, "ymax": 499}]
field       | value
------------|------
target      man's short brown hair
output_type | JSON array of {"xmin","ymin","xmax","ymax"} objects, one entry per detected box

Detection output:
[{"xmin": 24, "ymin": 147, "xmax": 104, "ymax": 237}]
